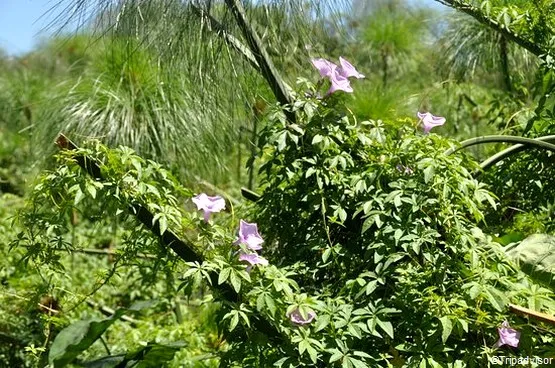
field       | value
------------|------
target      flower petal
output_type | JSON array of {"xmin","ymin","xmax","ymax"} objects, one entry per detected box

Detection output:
[
  {"xmin": 327, "ymin": 71, "xmax": 353, "ymax": 95},
  {"xmin": 311, "ymin": 58, "xmax": 337, "ymax": 78},
  {"xmin": 287, "ymin": 308, "xmax": 316, "ymax": 325},
  {"xmin": 496, "ymin": 321, "xmax": 520, "ymax": 348},
  {"xmin": 239, "ymin": 252, "xmax": 269, "ymax": 266},
  {"xmin": 237, "ymin": 220, "xmax": 264, "ymax": 250},
  {"xmin": 338, "ymin": 57, "xmax": 365, "ymax": 79},
  {"xmin": 417, "ymin": 111, "xmax": 446, "ymax": 133}
]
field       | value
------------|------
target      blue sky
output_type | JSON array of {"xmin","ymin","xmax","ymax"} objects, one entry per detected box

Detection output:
[
  {"xmin": 0, "ymin": 0, "xmax": 56, "ymax": 55},
  {"xmin": 0, "ymin": 0, "xmax": 446, "ymax": 56}
]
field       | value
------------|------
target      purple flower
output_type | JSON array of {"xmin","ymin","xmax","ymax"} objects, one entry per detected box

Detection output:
[
  {"xmin": 239, "ymin": 252, "xmax": 269, "ymax": 267},
  {"xmin": 192, "ymin": 193, "xmax": 226, "ymax": 222},
  {"xmin": 328, "ymin": 71, "xmax": 353, "ymax": 95},
  {"xmin": 417, "ymin": 112, "xmax": 446, "ymax": 134},
  {"xmin": 287, "ymin": 308, "xmax": 316, "ymax": 325},
  {"xmin": 311, "ymin": 58, "xmax": 337, "ymax": 78},
  {"xmin": 338, "ymin": 57, "xmax": 365, "ymax": 79},
  {"xmin": 311, "ymin": 57, "xmax": 364, "ymax": 95},
  {"xmin": 494, "ymin": 321, "xmax": 520, "ymax": 348},
  {"xmin": 235, "ymin": 220, "xmax": 264, "ymax": 250}
]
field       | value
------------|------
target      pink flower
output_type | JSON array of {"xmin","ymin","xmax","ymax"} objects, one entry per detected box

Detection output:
[
  {"xmin": 417, "ymin": 112, "xmax": 446, "ymax": 134},
  {"xmin": 494, "ymin": 321, "xmax": 520, "ymax": 348},
  {"xmin": 192, "ymin": 193, "xmax": 226, "ymax": 222},
  {"xmin": 234, "ymin": 220, "xmax": 264, "ymax": 250},
  {"xmin": 311, "ymin": 57, "xmax": 364, "ymax": 95},
  {"xmin": 328, "ymin": 71, "xmax": 353, "ymax": 94},
  {"xmin": 239, "ymin": 252, "xmax": 269, "ymax": 267},
  {"xmin": 311, "ymin": 58, "xmax": 337, "ymax": 78},
  {"xmin": 287, "ymin": 308, "xmax": 316, "ymax": 325},
  {"xmin": 338, "ymin": 57, "xmax": 365, "ymax": 79}
]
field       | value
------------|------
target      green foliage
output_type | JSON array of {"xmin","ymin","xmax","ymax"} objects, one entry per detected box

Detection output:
[
  {"xmin": 81, "ymin": 341, "xmax": 187, "ymax": 368},
  {"xmin": 505, "ymin": 234, "xmax": 555, "ymax": 291},
  {"xmin": 49, "ymin": 309, "xmax": 127, "ymax": 367},
  {"xmin": 5, "ymin": 0, "xmax": 555, "ymax": 366},
  {"xmin": 8, "ymin": 143, "xmax": 223, "ymax": 367},
  {"xmin": 246, "ymin": 80, "xmax": 555, "ymax": 365}
]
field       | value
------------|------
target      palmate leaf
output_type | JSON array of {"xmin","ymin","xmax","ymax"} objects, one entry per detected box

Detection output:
[{"xmin": 505, "ymin": 234, "xmax": 555, "ymax": 291}]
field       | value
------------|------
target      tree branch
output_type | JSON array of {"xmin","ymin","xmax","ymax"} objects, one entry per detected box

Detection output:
[
  {"xmin": 435, "ymin": 0, "xmax": 545, "ymax": 57},
  {"xmin": 224, "ymin": 0, "xmax": 296, "ymax": 124}
]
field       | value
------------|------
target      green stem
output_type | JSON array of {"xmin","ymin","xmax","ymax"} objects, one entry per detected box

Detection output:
[
  {"xmin": 445, "ymin": 135, "xmax": 555, "ymax": 156},
  {"xmin": 478, "ymin": 135, "xmax": 555, "ymax": 172}
]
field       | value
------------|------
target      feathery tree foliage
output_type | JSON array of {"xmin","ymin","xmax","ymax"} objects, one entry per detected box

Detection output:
[{"xmin": 3, "ymin": 0, "xmax": 555, "ymax": 366}]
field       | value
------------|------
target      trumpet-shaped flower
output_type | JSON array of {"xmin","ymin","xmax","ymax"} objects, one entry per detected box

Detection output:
[
  {"xmin": 417, "ymin": 112, "xmax": 446, "ymax": 134},
  {"xmin": 239, "ymin": 252, "xmax": 269, "ymax": 266},
  {"xmin": 311, "ymin": 58, "xmax": 337, "ymax": 78},
  {"xmin": 235, "ymin": 220, "xmax": 264, "ymax": 250},
  {"xmin": 328, "ymin": 72, "xmax": 353, "ymax": 94},
  {"xmin": 192, "ymin": 193, "xmax": 226, "ymax": 222},
  {"xmin": 494, "ymin": 321, "xmax": 520, "ymax": 348},
  {"xmin": 338, "ymin": 57, "xmax": 365, "ymax": 79},
  {"xmin": 312, "ymin": 57, "xmax": 364, "ymax": 95},
  {"xmin": 287, "ymin": 308, "xmax": 316, "ymax": 325}
]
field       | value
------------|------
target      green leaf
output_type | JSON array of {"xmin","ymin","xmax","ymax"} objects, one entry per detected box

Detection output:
[
  {"xmin": 229, "ymin": 313, "xmax": 239, "ymax": 332},
  {"xmin": 307, "ymin": 345, "xmax": 318, "ymax": 364},
  {"xmin": 306, "ymin": 167, "xmax": 317, "ymax": 178},
  {"xmin": 423, "ymin": 165, "xmax": 435, "ymax": 184},
  {"xmin": 276, "ymin": 131, "xmax": 288, "ymax": 151},
  {"xmin": 82, "ymin": 342, "xmax": 186, "ymax": 368},
  {"xmin": 505, "ymin": 234, "xmax": 555, "ymax": 290},
  {"xmin": 376, "ymin": 319, "xmax": 394, "ymax": 339},
  {"xmin": 85, "ymin": 182, "xmax": 97, "ymax": 199},
  {"xmin": 483, "ymin": 286, "xmax": 508, "ymax": 312},
  {"xmin": 314, "ymin": 314, "xmax": 330, "ymax": 332},
  {"xmin": 265, "ymin": 294, "xmax": 276, "ymax": 316},
  {"xmin": 74, "ymin": 189, "xmax": 84, "ymax": 205},
  {"xmin": 218, "ymin": 268, "xmax": 231, "ymax": 285},
  {"xmin": 49, "ymin": 310, "xmax": 125, "ymax": 367},
  {"xmin": 328, "ymin": 349, "xmax": 343, "ymax": 363},
  {"xmin": 349, "ymin": 357, "xmax": 369, "ymax": 368},
  {"xmin": 439, "ymin": 316, "xmax": 452, "ymax": 344},
  {"xmin": 312, "ymin": 135, "xmax": 324, "ymax": 144},
  {"xmin": 457, "ymin": 318, "xmax": 468, "ymax": 333},
  {"xmin": 229, "ymin": 271, "xmax": 241, "ymax": 293}
]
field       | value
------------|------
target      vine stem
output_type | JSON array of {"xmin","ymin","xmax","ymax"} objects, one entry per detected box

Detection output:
[{"xmin": 445, "ymin": 135, "xmax": 555, "ymax": 156}]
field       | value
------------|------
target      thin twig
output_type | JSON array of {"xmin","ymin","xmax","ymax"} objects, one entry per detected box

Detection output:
[
  {"xmin": 86, "ymin": 300, "xmax": 139, "ymax": 325},
  {"xmin": 72, "ymin": 248, "xmax": 156, "ymax": 259}
]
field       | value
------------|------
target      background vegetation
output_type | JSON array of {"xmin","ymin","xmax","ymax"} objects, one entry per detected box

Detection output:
[{"xmin": 2, "ymin": 0, "xmax": 555, "ymax": 366}]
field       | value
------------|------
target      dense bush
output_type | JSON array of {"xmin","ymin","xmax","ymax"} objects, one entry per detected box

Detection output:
[{"xmin": 12, "ymin": 78, "xmax": 555, "ymax": 366}]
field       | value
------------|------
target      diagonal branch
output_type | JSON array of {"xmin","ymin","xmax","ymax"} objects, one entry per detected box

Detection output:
[
  {"xmin": 224, "ymin": 0, "xmax": 296, "ymax": 124},
  {"xmin": 55, "ymin": 133, "xmax": 283, "ymax": 343},
  {"xmin": 435, "ymin": 0, "xmax": 545, "ymax": 57},
  {"xmin": 190, "ymin": 4, "xmax": 260, "ymax": 71}
]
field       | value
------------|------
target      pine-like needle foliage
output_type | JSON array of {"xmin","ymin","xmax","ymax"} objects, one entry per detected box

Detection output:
[
  {"xmin": 36, "ymin": 0, "xmax": 348, "ymax": 184},
  {"xmin": 436, "ymin": 12, "xmax": 537, "ymax": 91}
]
